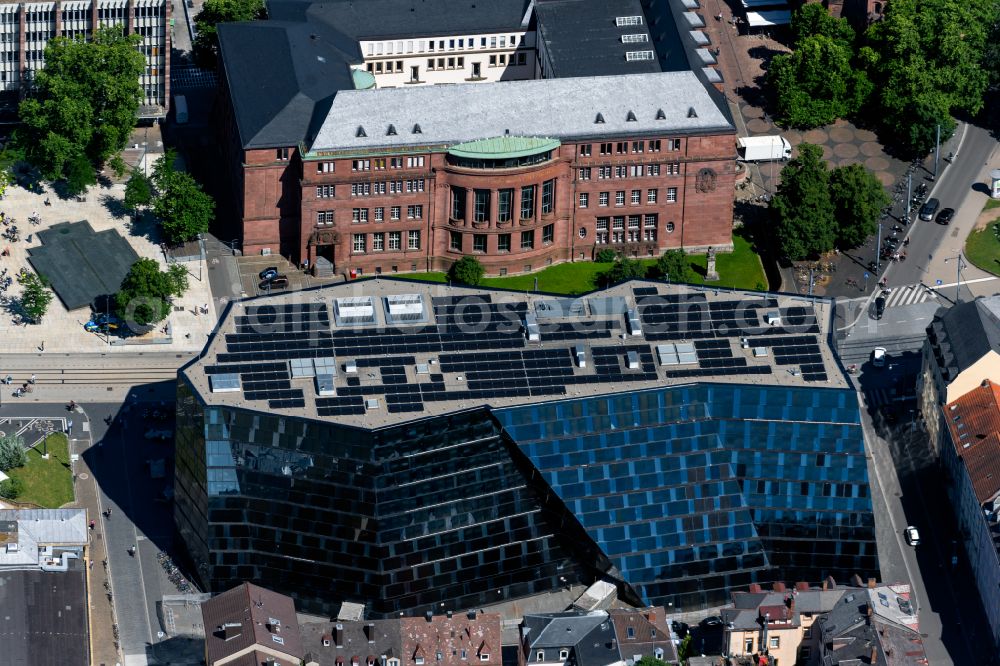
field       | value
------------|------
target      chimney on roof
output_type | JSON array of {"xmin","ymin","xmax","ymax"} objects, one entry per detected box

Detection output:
[
  {"xmin": 867, "ymin": 578, "xmax": 877, "ymax": 589},
  {"xmin": 749, "ymin": 584, "xmax": 762, "ymax": 593},
  {"xmin": 795, "ymin": 582, "xmax": 810, "ymax": 591},
  {"xmin": 467, "ymin": 610, "xmax": 476, "ymax": 620},
  {"xmin": 825, "ymin": 576, "xmax": 837, "ymax": 589},
  {"xmin": 866, "ymin": 604, "xmax": 874, "ymax": 617},
  {"xmin": 335, "ymin": 624, "xmax": 345, "ymax": 648},
  {"xmin": 426, "ymin": 611, "xmax": 434, "ymax": 623},
  {"xmin": 870, "ymin": 646, "xmax": 878, "ymax": 663},
  {"xmin": 851, "ymin": 574, "xmax": 864, "ymax": 588},
  {"xmin": 772, "ymin": 582, "xmax": 786, "ymax": 593},
  {"xmin": 447, "ymin": 610, "xmax": 453, "ymax": 619},
  {"xmin": 822, "ymin": 579, "xmax": 829, "ymax": 591},
  {"xmin": 366, "ymin": 623, "xmax": 377, "ymax": 642}
]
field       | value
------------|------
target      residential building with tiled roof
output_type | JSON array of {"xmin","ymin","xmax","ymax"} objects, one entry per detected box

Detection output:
[
  {"xmin": 201, "ymin": 582, "xmax": 304, "ymax": 666},
  {"xmin": 723, "ymin": 578, "xmax": 925, "ymax": 666},
  {"xmin": 606, "ymin": 608, "xmax": 678, "ymax": 664},
  {"xmin": 919, "ymin": 295, "xmax": 1000, "ymax": 451},
  {"xmin": 941, "ymin": 380, "xmax": 1000, "ymax": 654},
  {"xmin": 519, "ymin": 609, "xmax": 678, "ymax": 666}
]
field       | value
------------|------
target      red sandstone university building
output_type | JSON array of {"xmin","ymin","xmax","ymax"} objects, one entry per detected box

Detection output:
[{"xmin": 218, "ymin": 0, "xmax": 737, "ymax": 276}]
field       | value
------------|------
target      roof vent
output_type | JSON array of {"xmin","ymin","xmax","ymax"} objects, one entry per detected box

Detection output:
[
  {"xmin": 412, "ymin": 124, "xmax": 422, "ymax": 134},
  {"xmin": 687, "ymin": 107, "xmax": 698, "ymax": 118},
  {"xmin": 310, "ymin": 33, "xmax": 317, "ymax": 40},
  {"xmin": 656, "ymin": 108, "xmax": 666, "ymax": 120},
  {"xmin": 505, "ymin": 128, "xmax": 510, "ymax": 135},
  {"xmin": 356, "ymin": 126, "xmax": 367, "ymax": 138},
  {"xmin": 595, "ymin": 113, "xmax": 605, "ymax": 124},
  {"xmin": 626, "ymin": 110, "xmax": 637, "ymax": 122},
  {"xmin": 387, "ymin": 124, "xmax": 397, "ymax": 136}
]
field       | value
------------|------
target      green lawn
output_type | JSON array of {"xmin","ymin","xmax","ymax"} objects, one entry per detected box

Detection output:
[
  {"xmin": 7, "ymin": 433, "xmax": 74, "ymax": 508},
  {"xmin": 965, "ymin": 219, "xmax": 1000, "ymax": 277},
  {"xmin": 396, "ymin": 232, "xmax": 767, "ymax": 295},
  {"xmin": 986, "ymin": 198, "xmax": 1000, "ymax": 211}
]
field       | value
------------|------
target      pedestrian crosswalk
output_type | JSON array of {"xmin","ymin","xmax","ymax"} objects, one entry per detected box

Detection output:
[{"xmin": 881, "ymin": 284, "xmax": 934, "ymax": 309}]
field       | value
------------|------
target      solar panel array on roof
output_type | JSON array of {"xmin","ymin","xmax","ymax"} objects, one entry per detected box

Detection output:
[{"xmin": 198, "ymin": 288, "xmax": 834, "ymax": 417}]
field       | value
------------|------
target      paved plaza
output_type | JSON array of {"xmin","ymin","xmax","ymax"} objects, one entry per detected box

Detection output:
[{"xmin": 0, "ymin": 175, "xmax": 218, "ymax": 354}]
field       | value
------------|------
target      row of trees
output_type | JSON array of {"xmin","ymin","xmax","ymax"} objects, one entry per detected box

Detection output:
[
  {"xmin": 447, "ymin": 251, "xmax": 700, "ymax": 288},
  {"xmin": 769, "ymin": 1, "xmax": 1000, "ymax": 153},
  {"xmin": 770, "ymin": 144, "xmax": 890, "ymax": 260}
]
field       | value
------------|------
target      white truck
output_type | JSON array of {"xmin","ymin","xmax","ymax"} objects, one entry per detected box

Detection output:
[{"xmin": 737, "ymin": 135, "xmax": 791, "ymax": 162}]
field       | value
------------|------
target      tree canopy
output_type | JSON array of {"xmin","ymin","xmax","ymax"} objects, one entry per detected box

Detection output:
[
  {"xmin": 864, "ymin": 0, "xmax": 997, "ymax": 153},
  {"xmin": 448, "ymin": 256, "xmax": 485, "ymax": 286},
  {"xmin": 18, "ymin": 272, "xmax": 54, "ymax": 324},
  {"xmin": 770, "ymin": 144, "xmax": 837, "ymax": 260},
  {"xmin": 114, "ymin": 258, "xmax": 189, "ymax": 327},
  {"xmin": 0, "ymin": 434, "xmax": 27, "ymax": 472},
  {"xmin": 193, "ymin": 0, "xmax": 266, "ymax": 68},
  {"xmin": 790, "ymin": 2, "xmax": 855, "ymax": 48},
  {"xmin": 601, "ymin": 258, "xmax": 647, "ymax": 286},
  {"xmin": 768, "ymin": 34, "xmax": 871, "ymax": 128},
  {"xmin": 151, "ymin": 151, "xmax": 215, "ymax": 245},
  {"xmin": 656, "ymin": 250, "xmax": 697, "ymax": 283},
  {"xmin": 124, "ymin": 169, "xmax": 153, "ymax": 214},
  {"xmin": 771, "ymin": 144, "xmax": 890, "ymax": 258},
  {"xmin": 17, "ymin": 28, "xmax": 144, "ymax": 180},
  {"xmin": 829, "ymin": 163, "xmax": 890, "ymax": 249}
]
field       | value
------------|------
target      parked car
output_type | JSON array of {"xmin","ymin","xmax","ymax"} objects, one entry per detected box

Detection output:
[
  {"xmin": 259, "ymin": 275, "xmax": 289, "ymax": 290},
  {"xmin": 144, "ymin": 428, "xmax": 173, "ymax": 441},
  {"xmin": 699, "ymin": 616, "xmax": 723, "ymax": 628},
  {"xmin": 258, "ymin": 266, "xmax": 279, "ymax": 281},
  {"xmin": 874, "ymin": 296, "xmax": 885, "ymax": 320},
  {"xmin": 873, "ymin": 347, "xmax": 887, "ymax": 368},
  {"xmin": 918, "ymin": 198, "xmax": 940, "ymax": 221},
  {"xmin": 671, "ymin": 620, "xmax": 689, "ymax": 640},
  {"xmin": 935, "ymin": 207, "xmax": 955, "ymax": 225},
  {"xmin": 84, "ymin": 314, "xmax": 121, "ymax": 332},
  {"xmin": 904, "ymin": 526, "xmax": 921, "ymax": 546}
]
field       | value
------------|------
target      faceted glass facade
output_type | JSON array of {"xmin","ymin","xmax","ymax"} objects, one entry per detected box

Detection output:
[
  {"xmin": 494, "ymin": 383, "xmax": 877, "ymax": 611},
  {"xmin": 173, "ymin": 379, "xmax": 596, "ymax": 618},
  {"xmin": 175, "ymin": 380, "xmax": 876, "ymax": 616}
]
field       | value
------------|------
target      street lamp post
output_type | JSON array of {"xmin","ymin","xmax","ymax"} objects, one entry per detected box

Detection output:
[
  {"xmin": 944, "ymin": 252, "xmax": 967, "ymax": 303},
  {"xmin": 875, "ymin": 221, "xmax": 883, "ymax": 272}
]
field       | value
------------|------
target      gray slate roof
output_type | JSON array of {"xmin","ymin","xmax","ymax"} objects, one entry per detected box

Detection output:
[
  {"xmin": 267, "ymin": 0, "xmax": 531, "ymax": 39},
  {"xmin": 217, "ymin": 19, "xmax": 356, "ymax": 149},
  {"xmin": 0, "ymin": 564, "xmax": 89, "ymax": 666},
  {"xmin": 534, "ymin": 0, "xmax": 663, "ymax": 78},
  {"xmin": 930, "ymin": 295, "xmax": 1000, "ymax": 381},
  {"xmin": 522, "ymin": 612, "xmax": 619, "ymax": 666},
  {"xmin": 309, "ymin": 71, "xmax": 734, "ymax": 153}
]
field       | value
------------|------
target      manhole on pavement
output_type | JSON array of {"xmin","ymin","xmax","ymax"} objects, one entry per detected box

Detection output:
[{"xmin": 78, "ymin": 473, "xmax": 89, "ymax": 480}]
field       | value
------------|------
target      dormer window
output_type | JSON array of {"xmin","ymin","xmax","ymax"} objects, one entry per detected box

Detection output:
[
  {"xmin": 416, "ymin": 659, "xmax": 425, "ymax": 665},
  {"xmin": 480, "ymin": 655, "xmax": 489, "ymax": 662},
  {"xmin": 324, "ymin": 638, "xmax": 332, "ymax": 647},
  {"xmin": 626, "ymin": 627, "xmax": 635, "ymax": 639},
  {"xmin": 537, "ymin": 652, "xmax": 544, "ymax": 662},
  {"xmin": 559, "ymin": 650, "xmax": 569, "ymax": 660}
]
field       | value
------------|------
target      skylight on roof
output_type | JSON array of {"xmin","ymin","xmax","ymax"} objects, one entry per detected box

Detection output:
[
  {"xmin": 625, "ymin": 50, "xmax": 655, "ymax": 62},
  {"xmin": 621, "ymin": 34, "xmax": 648, "ymax": 43},
  {"xmin": 616, "ymin": 15, "xmax": 643, "ymax": 26},
  {"xmin": 334, "ymin": 296, "xmax": 376, "ymax": 326}
]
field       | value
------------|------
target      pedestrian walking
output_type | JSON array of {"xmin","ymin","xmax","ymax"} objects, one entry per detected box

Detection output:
[
  {"xmin": 128, "ymin": 545, "xmax": 136, "ymax": 557},
  {"xmin": 89, "ymin": 560, "xmax": 93, "ymax": 570},
  {"xmin": 89, "ymin": 519, "xmax": 95, "ymax": 530},
  {"xmin": 28, "ymin": 374, "xmax": 35, "ymax": 384},
  {"xmin": 38, "ymin": 341, "xmax": 44, "ymax": 352}
]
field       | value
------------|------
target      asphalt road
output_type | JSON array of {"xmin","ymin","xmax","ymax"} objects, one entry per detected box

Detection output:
[
  {"xmin": 857, "ymin": 358, "xmax": 994, "ymax": 665},
  {"xmin": 886, "ymin": 123, "xmax": 999, "ymax": 288},
  {"xmin": 82, "ymin": 397, "xmax": 186, "ymax": 666}
]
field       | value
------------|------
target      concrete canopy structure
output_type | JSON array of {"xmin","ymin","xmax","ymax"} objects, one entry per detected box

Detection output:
[{"xmin": 27, "ymin": 221, "xmax": 140, "ymax": 310}]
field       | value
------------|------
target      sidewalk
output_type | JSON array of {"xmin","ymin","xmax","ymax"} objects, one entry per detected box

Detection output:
[
  {"xmin": 70, "ymin": 407, "xmax": 122, "ymax": 666},
  {"xmin": 920, "ymin": 146, "xmax": 1000, "ymax": 299}
]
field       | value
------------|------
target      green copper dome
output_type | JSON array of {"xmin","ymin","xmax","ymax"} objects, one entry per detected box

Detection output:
[{"xmin": 448, "ymin": 136, "xmax": 561, "ymax": 160}]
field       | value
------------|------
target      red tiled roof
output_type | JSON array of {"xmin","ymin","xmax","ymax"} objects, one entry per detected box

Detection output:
[
  {"xmin": 945, "ymin": 381, "xmax": 1000, "ymax": 503},
  {"xmin": 201, "ymin": 582, "xmax": 304, "ymax": 665},
  {"xmin": 759, "ymin": 604, "xmax": 790, "ymax": 622}
]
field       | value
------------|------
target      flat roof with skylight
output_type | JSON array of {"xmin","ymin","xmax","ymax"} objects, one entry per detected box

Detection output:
[{"xmin": 181, "ymin": 279, "xmax": 847, "ymax": 429}]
